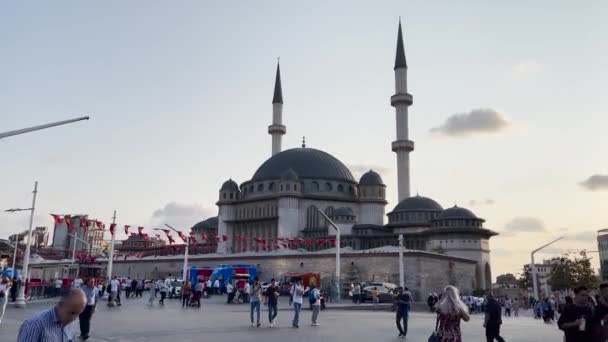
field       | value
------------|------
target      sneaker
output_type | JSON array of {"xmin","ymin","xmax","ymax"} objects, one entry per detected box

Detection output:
[
  {"xmin": 256, "ymin": 322, "xmax": 261, "ymax": 327},
  {"xmin": 312, "ymin": 322, "xmax": 320, "ymax": 326},
  {"xmin": 269, "ymin": 321, "xmax": 274, "ymax": 327},
  {"xmin": 251, "ymin": 322, "xmax": 255, "ymax": 327}
]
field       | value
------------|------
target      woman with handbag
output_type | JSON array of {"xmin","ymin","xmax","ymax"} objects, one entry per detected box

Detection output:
[{"xmin": 430, "ymin": 285, "xmax": 470, "ymax": 342}]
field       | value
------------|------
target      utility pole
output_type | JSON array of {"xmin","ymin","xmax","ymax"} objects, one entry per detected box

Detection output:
[
  {"xmin": 106, "ymin": 211, "xmax": 117, "ymax": 281},
  {"xmin": 318, "ymin": 210, "xmax": 341, "ymax": 301},
  {"xmin": 15, "ymin": 181, "xmax": 38, "ymax": 308},
  {"xmin": 399, "ymin": 234, "xmax": 404, "ymax": 287}
]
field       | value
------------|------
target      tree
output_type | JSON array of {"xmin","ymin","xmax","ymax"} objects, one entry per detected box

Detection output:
[
  {"xmin": 548, "ymin": 251, "xmax": 599, "ymax": 291},
  {"xmin": 519, "ymin": 265, "xmax": 533, "ymax": 289}
]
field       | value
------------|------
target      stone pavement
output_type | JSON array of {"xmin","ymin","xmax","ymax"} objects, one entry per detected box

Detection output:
[{"xmin": 1, "ymin": 295, "xmax": 562, "ymax": 341}]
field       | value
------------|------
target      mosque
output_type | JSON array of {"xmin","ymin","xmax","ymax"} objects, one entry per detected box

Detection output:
[{"xmin": 191, "ymin": 21, "xmax": 498, "ymax": 289}]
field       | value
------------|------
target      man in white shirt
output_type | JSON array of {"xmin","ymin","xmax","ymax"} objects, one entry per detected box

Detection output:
[
  {"xmin": 109, "ymin": 277, "xmax": 119, "ymax": 306},
  {"xmin": 214, "ymin": 279, "xmax": 220, "ymax": 295},
  {"xmin": 55, "ymin": 278, "xmax": 63, "ymax": 297},
  {"xmin": 226, "ymin": 282, "xmax": 234, "ymax": 304},
  {"xmin": 159, "ymin": 278, "xmax": 168, "ymax": 305},
  {"xmin": 72, "ymin": 277, "xmax": 83, "ymax": 289},
  {"xmin": 243, "ymin": 281, "xmax": 251, "ymax": 304},
  {"xmin": 290, "ymin": 278, "xmax": 304, "ymax": 328}
]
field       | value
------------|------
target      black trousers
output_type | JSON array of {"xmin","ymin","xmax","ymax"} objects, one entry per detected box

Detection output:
[
  {"xmin": 182, "ymin": 294, "xmax": 190, "ymax": 307},
  {"xmin": 486, "ymin": 324, "xmax": 505, "ymax": 342},
  {"xmin": 396, "ymin": 311, "xmax": 408, "ymax": 336},
  {"xmin": 160, "ymin": 291, "xmax": 166, "ymax": 304},
  {"xmin": 79, "ymin": 305, "xmax": 95, "ymax": 337}
]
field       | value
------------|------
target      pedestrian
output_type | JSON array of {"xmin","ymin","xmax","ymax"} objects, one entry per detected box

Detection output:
[
  {"xmin": 131, "ymin": 278, "xmax": 138, "ymax": 298},
  {"xmin": 214, "ymin": 279, "xmax": 220, "ymax": 295},
  {"xmin": 557, "ymin": 286, "xmax": 592, "ymax": 342},
  {"xmin": 108, "ymin": 276, "xmax": 120, "ymax": 307},
  {"xmin": 434, "ymin": 285, "xmax": 470, "ymax": 342},
  {"xmin": 10, "ymin": 276, "xmax": 19, "ymax": 302},
  {"xmin": 54, "ymin": 278, "xmax": 63, "ymax": 297},
  {"xmin": 265, "ymin": 278, "xmax": 279, "ymax": 327},
  {"xmin": 124, "ymin": 277, "xmax": 131, "ymax": 298},
  {"xmin": 428, "ymin": 293, "xmax": 436, "ymax": 312},
  {"xmin": 291, "ymin": 278, "xmax": 304, "ymax": 328},
  {"xmin": 79, "ymin": 278, "xmax": 100, "ymax": 340},
  {"xmin": 484, "ymin": 293, "xmax": 505, "ymax": 342},
  {"xmin": 159, "ymin": 278, "xmax": 168, "ymax": 305},
  {"xmin": 249, "ymin": 277, "xmax": 262, "ymax": 327},
  {"xmin": 146, "ymin": 280, "xmax": 155, "ymax": 306},
  {"xmin": 395, "ymin": 286, "xmax": 412, "ymax": 338},
  {"xmin": 17, "ymin": 288, "xmax": 87, "ymax": 342},
  {"xmin": 136, "ymin": 279, "xmax": 144, "ymax": 297},
  {"xmin": 371, "ymin": 287, "xmax": 379, "ymax": 310},
  {"xmin": 243, "ymin": 280, "xmax": 251, "ymax": 304},
  {"xmin": 311, "ymin": 285, "xmax": 321, "ymax": 326},
  {"xmin": 227, "ymin": 281, "xmax": 235, "ymax": 304},
  {"xmin": 503, "ymin": 297, "xmax": 512, "ymax": 317},
  {"xmin": 182, "ymin": 280, "xmax": 192, "ymax": 307},
  {"xmin": 72, "ymin": 276, "xmax": 83, "ymax": 289},
  {"xmin": 206, "ymin": 279, "xmax": 212, "ymax": 296},
  {"xmin": 589, "ymin": 282, "xmax": 608, "ymax": 341},
  {"xmin": 0, "ymin": 275, "xmax": 12, "ymax": 325},
  {"xmin": 513, "ymin": 297, "xmax": 520, "ymax": 317},
  {"xmin": 195, "ymin": 280, "xmax": 204, "ymax": 304},
  {"xmin": 155, "ymin": 279, "xmax": 161, "ymax": 298},
  {"xmin": 352, "ymin": 283, "xmax": 361, "ymax": 304}
]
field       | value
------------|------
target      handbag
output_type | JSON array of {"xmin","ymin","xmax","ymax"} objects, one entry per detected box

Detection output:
[{"xmin": 428, "ymin": 313, "xmax": 441, "ymax": 342}]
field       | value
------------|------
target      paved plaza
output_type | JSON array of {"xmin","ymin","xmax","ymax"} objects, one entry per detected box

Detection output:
[{"xmin": 2, "ymin": 296, "xmax": 561, "ymax": 341}]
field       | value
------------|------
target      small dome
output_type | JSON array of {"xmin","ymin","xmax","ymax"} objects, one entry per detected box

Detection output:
[
  {"xmin": 335, "ymin": 207, "xmax": 354, "ymax": 217},
  {"xmin": 281, "ymin": 168, "xmax": 299, "ymax": 181},
  {"xmin": 393, "ymin": 195, "xmax": 443, "ymax": 212},
  {"xmin": 191, "ymin": 216, "xmax": 219, "ymax": 231},
  {"xmin": 437, "ymin": 206, "xmax": 477, "ymax": 220},
  {"xmin": 359, "ymin": 170, "xmax": 384, "ymax": 186},
  {"xmin": 220, "ymin": 179, "xmax": 239, "ymax": 191}
]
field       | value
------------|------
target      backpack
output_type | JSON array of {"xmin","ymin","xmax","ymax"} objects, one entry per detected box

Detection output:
[{"xmin": 309, "ymin": 289, "xmax": 316, "ymax": 301}]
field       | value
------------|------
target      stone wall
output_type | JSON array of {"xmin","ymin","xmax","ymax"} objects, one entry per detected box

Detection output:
[{"xmin": 106, "ymin": 251, "xmax": 476, "ymax": 298}]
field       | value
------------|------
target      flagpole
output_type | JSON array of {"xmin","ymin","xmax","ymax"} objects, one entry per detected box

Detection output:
[
  {"xmin": 15, "ymin": 181, "xmax": 38, "ymax": 308},
  {"xmin": 106, "ymin": 210, "xmax": 117, "ymax": 281}
]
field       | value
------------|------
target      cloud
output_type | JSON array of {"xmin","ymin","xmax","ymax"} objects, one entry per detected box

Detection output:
[
  {"xmin": 502, "ymin": 217, "xmax": 546, "ymax": 236},
  {"xmin": 347, "ymin": 164, "xmax": 391, "ymax": 179},
  {"xmin": 507, "ymin": 60, "xmax": 543, "ymax": 78},
  {"xmin": 579, "ymin": 174, "xmax": 608, "ymax": 191},
  {"xmin": 429, "ymin": 108, "xmax": 510, "ymax": 137},
  {"xmin": 469, "ymin": 198, "xmax": 495, "ymax": 206},
  {"xmin": 151, "ymin": 202, "xmax": 216, "ymax": 230},
  {"xmin": 567, "ymin": 230, "xmax": 596, "ymax": 242}
]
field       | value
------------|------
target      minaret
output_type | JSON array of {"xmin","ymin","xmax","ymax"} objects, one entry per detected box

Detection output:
[
  {"xmin": 268, "ymin": 61, "xmax": 286, "ymax": 155},
  {"xmin": 391, "ymin": 20, "xmax": 414, "ymax": 201}
]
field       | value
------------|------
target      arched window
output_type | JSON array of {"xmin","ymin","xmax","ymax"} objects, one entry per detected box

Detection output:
[
  {"xmin": 257, "ymin": 184, "xmax": 264, "ymax": 192},
  {"xmin": 306, "ymin": 205, "xmax": 320, "ymax": 228},
  {"xmin": 337, "ymin": 184, "xmax": 344, "ymax": 192},
  {"xmin": 223, "ymin": 192, "xmax": 227, "ymax": 199},
  {"xmin": 280, "ymin": 185, "xmax": 284, "ymax": 191},
  {"xmin": 229, "ymin": 193, "xmax": 234, "ymax": 199},
  {"xmin": 249, "ymin": 185, "xmax": 254, "ymax": 193},
  {"xmin": 324, "ymin": 207, "xmax": 335, "ymax": 227},
  {"xmin": 325, "ymin": 183, "xmax": 333, "ymax": 191},
  {"xmin": 286, "ymin": 184, "xmax": 291, "ymax": 191},
  {"xmin": 268, "ymin": 182, "xmax": 274, "ymax": 191},
  {"xmin": 312, "ymin": 181, "xmax": 320, "ymax": 191}
]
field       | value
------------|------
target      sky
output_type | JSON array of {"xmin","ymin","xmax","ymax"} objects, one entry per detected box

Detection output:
[{"xmin": 1, "ymin": 1, "xmax": 607, "ymax": 279}]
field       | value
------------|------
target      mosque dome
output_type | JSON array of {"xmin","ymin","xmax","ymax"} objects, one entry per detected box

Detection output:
[
  {"xmin": 281, "ymin": 168, "xmax": 299, "ymax": 181},
  {"xmin": 220, "ymin": 179, "xmax": 239, "ymax": 191},
  {"xmin": 359, "ymin": 170, "xmax": 384, "ymax": 186},
  {"xmin": 251, "ymin": 148, "xmax": 355, "ymax": 183},
  {"xmin": 393, "ymin": 195, "xmax": 443, "ymax": 212},
  {"xmin": 437, "ymin": 206, "xmax": 478, "ymax": 220},
  {"xmin": 191, "ymin": 216, "xmax": 218, "ymax": 232}
]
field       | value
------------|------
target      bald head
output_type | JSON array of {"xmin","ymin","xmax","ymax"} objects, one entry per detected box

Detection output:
[{"xmin": 56, "ymin": 288, "xmax": 86, "ymax": 325}]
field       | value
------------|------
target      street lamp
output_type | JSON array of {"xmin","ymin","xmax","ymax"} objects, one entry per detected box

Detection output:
[
  {"xmin": 318, "ymin": 210, "xmax": 341, "ymax": 302},
  {"xmin": 4, "ymin": 181, "xmax": 38, "ymax": 308},
  {"xmin": 67, "ymin": 233, "xmax": 90, "ymax": 277},
  {"xmin": 0, "ymin": 116, "xmax": 89, "ymax": 140},
  {"xmin": 155, "ymin": 224, "xmax": 189, "ymax": 282},
  {"xmin": 531, "ymin": 236, "xmax": 565, "ymax": 301}
]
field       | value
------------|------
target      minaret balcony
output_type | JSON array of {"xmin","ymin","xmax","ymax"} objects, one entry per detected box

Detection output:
[
  {"xmin": 391, "ymin": 93, "xmax": 413, "ymax": 107},
  {"xmin": 392, "ymin": 139, "xmax": 415, "ymax": 152},
  {"xmin": 268, "ymin": 124, "xmax": 286, "ymax": 135}
]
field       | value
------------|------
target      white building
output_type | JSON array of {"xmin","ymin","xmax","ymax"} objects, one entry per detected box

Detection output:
[{"xmin": 194, "ymin": 20, "xmax": 498, "ymax": 290}]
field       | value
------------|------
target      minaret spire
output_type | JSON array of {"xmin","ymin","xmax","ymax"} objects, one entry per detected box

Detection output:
[
  {"xmin": 391, "ymin": 19, "xmax": 414, "ymax": 201},
  {"xmin": 268, "ymin": 59, "xmax": 286, "ymax": 156}
]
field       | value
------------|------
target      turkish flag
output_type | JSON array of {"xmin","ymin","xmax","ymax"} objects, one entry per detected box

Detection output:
[
  {"xmin": 64, "ymin": 215, "xmax": 74, "ymax": 231},
  {"xmin": 50, "ymin": 214, "xmax": 62, "ymax": 224},
  {"xmin": 317, "ymin": 239, "xmax": 326, "ymax": 247},
  {"xmin": 109, "ymin": 223, "xmax": 117, "ymax": 236},
  {"xmin": 177, "ymin": 231, "xmax": 188, "ymax": 243},
  {"xmin": 137, "ymin": 226, "xmax": 144, "ymax": 237},
  {"xmin": 189, "ymin": 234, "xmax": 197, "ymax": 244},
  {"xmin": 201, "ymin": 233, "xmax": 208, "ymax": 242},
  {"xmin": 79, "ymin": 217, "xmax": 88, "ymax": 230},
  {"xmin": 124, "ymin": 225, "xmax": 131, "ymax": 235},
  {"xmin": 167, "ymin": 235, "xmax": 175, "ymax": 245},
  {"xmin": 95, "ymin": 220, "xmax": 102, "ymax": 229},
  {"xmin": 161, "ymin": 229, "xmax": 171, "ymax": 235},
  {"xmin": 222, "ymin": 235, "xmax": 227, "ymax": 241}
]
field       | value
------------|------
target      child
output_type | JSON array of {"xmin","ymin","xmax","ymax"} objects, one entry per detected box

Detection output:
[{"xmin": 371, "ymin": 287, "xmax": 379, "ymax": 310}]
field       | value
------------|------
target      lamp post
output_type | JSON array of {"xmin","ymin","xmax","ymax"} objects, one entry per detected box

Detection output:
[
  {"xmin": 318, "ymin": 210, "xmax": 340, "ymax": 301},
  {"xmin": 106, "ymin": 211, "xmax": 117, "ymax": 281},
  {"xmin": 398, "ymin": 234, "xmax": 404, "ymax": 287},
  {"xmin": 67, "ymin": 233, "xmax": 90, "ymax": 277},
  {"xmin": 531, "ymin": 236, "xmax": 565, "ymax": 301},
  {"xmin": 7, "ymin": 181, "xmax": 39, "ymax": 308},
  {"xmin": 156, "ymin": 224, "xmax": 189, "ymax": 281},
  {"xmin": 0, "ymin": 116, "xmax": 89, "ymax": 140}
]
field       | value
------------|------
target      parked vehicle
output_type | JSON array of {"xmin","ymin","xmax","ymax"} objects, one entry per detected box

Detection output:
[
  {"xmin": 361, "ymin": 285, "xmax": 395, "ymax": 303},
  {"xmin": 279, "ymin": 272, "xmax": 320, "ymax": 295}
]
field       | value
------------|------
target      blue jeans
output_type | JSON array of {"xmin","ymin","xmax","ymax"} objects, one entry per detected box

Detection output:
[
  {"xmin": 268, "ymin": 302, "xmax": 277, "ymax": 323},
  {"xmin": 292, "ymin": 302, "xmax": 302, "ymax": 326},
  {"xmin": 250, "ymin": 301, "xmax": 260, "ymax": 323}
]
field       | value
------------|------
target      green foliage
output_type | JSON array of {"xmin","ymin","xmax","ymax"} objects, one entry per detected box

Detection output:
[
  {"xmin": 519, "ymin": 265, "xmax": 533, "ymax": 289},
  {"xmin": 472, "ymin": 288, "xmax": 486, "ymax": 297},
  {"xmin": 548, "ymin": 251, "xmax": 599, "ymax": 291}
]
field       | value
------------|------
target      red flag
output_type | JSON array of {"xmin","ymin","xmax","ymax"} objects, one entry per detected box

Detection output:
[
  {"xmin": 50, "ymin": 214, "xmax": 62, "ymax": 224},
  {"xmin": 137, "ymin": 226, "xmax": 144, "ymax": 237},
  {"xmin": 177, "ymin": 231, "xmax": 188, "ymax": 243},
  {"xmin": 201, "ymin": 233, "xmax": 208, "ymax": 242},
  {"xmin": 124, "ymin": 225, "xmax": 131, "ymax": 235},
  {"xmin": 167, "ymin": 234, "xmax": 175, "ymax": 245},
  {"xmin": 109, "ymin": 223, "xmax": 116, "ymax": 236},
  {"xmin": 95, "ymin": 220, "xmax": 102, "ymax": 228},
  {"xmin": 317, "ymin": 239, "xmax": 326, "ymax": 247},
  {"xmin": 79, "ymin": 217, "xmax": 88, "ymax": 232},
  {"xmin": 222, "ymin": 234, "xmax": 227, "ymax": 241},
  {"xmin": 189, "ymin": 234, "xmax": 197, "ymax": 244},
  {"xmin": 155, "ymin": 234, "xmax": 161, "ymax": 240},
  {"xmin": 64, "ymin": 215, "xmax": 74, "ymax": 231},
  {"xmin": 161, "ymin": 229, "xmax": 171, "ymax": 235}
]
